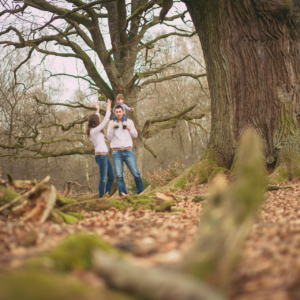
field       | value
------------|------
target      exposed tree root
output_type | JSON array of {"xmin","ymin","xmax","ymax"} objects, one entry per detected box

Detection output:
[
  {"xmin": 268, "ymin": 138, "xmax": 300, "ymax": 184},
  {"xmin": 150, "ymin": 148, "xmax": 228, "ymax": 194},
  {"xmin": 268, "ymin": 162, "xmax": 300, "ymax": 185}
]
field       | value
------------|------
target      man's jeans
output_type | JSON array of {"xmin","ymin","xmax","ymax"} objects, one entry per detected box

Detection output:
[
  {"xmin": 112, "ymin": 149, "xmax": 143, "ymax": 196},
  {"xmin": 95, "ymin": 155, "xmax": 114, "ymax": 197}
]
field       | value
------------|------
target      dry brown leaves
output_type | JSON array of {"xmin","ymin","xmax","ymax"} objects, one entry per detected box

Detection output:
[
  {"xmin": 230, "ymin": 181, "xmax": 300, "ymax": 300},
  {"xmin": 2, "ymin": 180, "xmax": 300, "ymax": 300},
  {"xmin": 0, "ymin": 184, "xmax": 208, "ymax": 269}
]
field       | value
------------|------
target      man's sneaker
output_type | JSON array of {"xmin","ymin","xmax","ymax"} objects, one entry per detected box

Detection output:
[{"xmin": 122, "ymin": 121, "xmax": 127, "ymax": 129}]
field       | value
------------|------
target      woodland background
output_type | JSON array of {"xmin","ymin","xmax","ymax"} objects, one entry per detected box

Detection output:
[{"xmin": 0, "ymin": 23, "xmax": 209, "ymax": 192}]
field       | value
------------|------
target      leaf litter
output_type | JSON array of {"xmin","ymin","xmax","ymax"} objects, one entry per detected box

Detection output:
[{"xmin": 2, "ymin": 181, "xmax": 300, "ymax": 299}]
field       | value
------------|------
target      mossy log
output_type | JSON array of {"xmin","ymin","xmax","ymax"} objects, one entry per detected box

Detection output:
[
  {"xmin": 71, "ymin": 192, "xmax": 99, "ymax": 202},
  {"xmin": 0, "ymin": 269, "xmax": 136, "ymax": 300},
  {"xmin": 60, "ymin": 194, "xmax": 175, "ymax": 213},
  {"xmin": 46, "ymin": 233, "xmax": 113, "ymax": 272},
  {"xmin": 93, "ymin": 250, "xmax": 225, "ymax": 300}
]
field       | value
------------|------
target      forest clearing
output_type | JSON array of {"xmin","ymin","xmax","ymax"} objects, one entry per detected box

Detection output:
[{"xmin": 1, "ymin": 0, "xmax": 300, "ymax": 299}]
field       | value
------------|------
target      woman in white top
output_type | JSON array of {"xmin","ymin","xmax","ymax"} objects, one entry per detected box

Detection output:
[{"xmin": 86, "ymin": 99, "xmax": 114, "ymax": 197}]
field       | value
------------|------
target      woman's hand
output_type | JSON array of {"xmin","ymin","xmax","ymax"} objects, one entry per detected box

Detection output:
[
  {"xmin": 94, "ymin": 101, "xmax": 100, "ymax": 113},
  {"xmin": 107, "ymin": 98, "xmax": 112, "ymax": 109}
]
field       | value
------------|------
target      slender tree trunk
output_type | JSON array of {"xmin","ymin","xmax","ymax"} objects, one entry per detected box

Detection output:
[{"xmin": 183, "ymin": 0, "xmax": 300, "ymax": 182}]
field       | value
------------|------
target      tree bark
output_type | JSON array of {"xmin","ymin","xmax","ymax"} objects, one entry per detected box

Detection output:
[{"xmin": 183, "ymin": 0, "xmax": 300, "ymax": 181}]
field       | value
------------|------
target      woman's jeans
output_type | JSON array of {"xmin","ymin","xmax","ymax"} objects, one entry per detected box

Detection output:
[
  {"xmin": 95, "ymin": 155, "xmax": 114, "ymax": 198},
  {"xmin": 112, "ymin": 149, "xmax": 143, "ymax": 196}
]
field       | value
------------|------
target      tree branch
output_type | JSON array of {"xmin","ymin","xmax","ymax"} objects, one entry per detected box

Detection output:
[
  {"xmin": 138, "ymin": 31, "xmax": 196, "ymax": 50},
  {"xmin": 140, "ymin": 73, "xmax": 207, "ymax": 87},
  {"xmin": 142, "ymin": 105, "xmax": 196, "ymax": 136},
  {"xmin": 0, "ymin": 147, "xmax": 94, "ymax": 159},
  {"xmin": 0, "ymin": 3, "xmax": 27, "ymax": 17},
  {"xmin": 34, "ymin": 97, "xmax": 106, "ymax": 115},
  {"xmin": 159, "ymin": 0, "xmax": 174, "ymax": 23},
  {"xmin": 144, "ymin": 143, "xmax": 157, "ymax": 158}
]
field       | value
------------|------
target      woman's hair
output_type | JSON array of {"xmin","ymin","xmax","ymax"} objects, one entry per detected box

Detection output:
[{"xmin": 86, "ymin": 114, "xmax": 104, "ymax": 137}]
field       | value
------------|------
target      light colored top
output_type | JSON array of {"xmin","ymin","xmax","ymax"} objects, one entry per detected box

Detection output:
[
  {"xmin": 113, "ymin": 103, "xmax": 131, "ymax": 115},
  {"xmin": 89, "ymin": 111, "xmax": 111, "ymax": 153},
  {"xmin": 107, "ymin": 119, "xmax": 138, "ymax": 148}
]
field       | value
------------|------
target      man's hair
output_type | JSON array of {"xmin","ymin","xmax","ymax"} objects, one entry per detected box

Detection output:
[
  {"xmin": 115, "ymin": 104, "xmax": 124, "ymax": 111},
  {"xmin": 116, "ymin": 94, "xmax": 124, "ymax": 100}
]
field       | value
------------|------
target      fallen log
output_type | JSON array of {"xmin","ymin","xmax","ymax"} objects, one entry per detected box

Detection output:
[
  {"xmin": 60, "ymin": 193, "xmax": 175, "ymax": 213},
  {"xmin": 93, "ymin": 249, "xmax": 225, "ymax": 300}
]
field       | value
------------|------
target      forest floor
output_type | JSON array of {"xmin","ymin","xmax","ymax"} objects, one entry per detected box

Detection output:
[{"xmin": 1, "ymin": 181, "xmax": 300, "ymax": 300}]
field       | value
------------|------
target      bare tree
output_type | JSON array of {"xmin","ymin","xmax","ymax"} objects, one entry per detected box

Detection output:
[{"xmin": 0, "ymin": 0, "xmax": 208, "ymax": 172}]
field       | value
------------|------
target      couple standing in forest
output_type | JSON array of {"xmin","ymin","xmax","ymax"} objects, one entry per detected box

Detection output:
[{"xmin": 86, "ymin": 95, "xmax": 143, "ymax": 198}]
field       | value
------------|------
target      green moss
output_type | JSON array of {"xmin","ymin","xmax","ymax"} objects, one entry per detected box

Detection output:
[
  {"xmin": 110, "ymin": 200, "xmax": 125, "ymax": 211},
  {"xmin": 56, "ymin": 210, "xmax": 78, "ymax": 224},
  {"xmin": 66, "ymin": 212, "xmax": 85, "ymax": 220},
  {"xmin": 208, "ymin": 167, "xmax": 227, "ymax": 182},
  {"xmin": 47, "ymin": 233, "xmax": 112, "ymax": 272},
  {"xmin": 192, "ymin": 195, "xmax": 207, "ymax": 203},
  {"xmin": 0, "ymin": 187, "xmax": 20, "ymax": 206},
  {"xmin": 0, "ymin": 270, "xmax": 96, "ymax": 300},
  {"xmin": 171, "ymin": 208, "xmax": 185, "ymax": 212},
  {"xmin": 175, "ymin": 177, "xmax": 186, "ymax": 188},
  {"xmin": 56, "ymin": 194, "xmax": 77, "ymax": 206},
  {"xmin": 159, "ymin": 201, "xmax": 175, "ymax": 212},
  {"xmin": 124, "ymin": 195, "xmax": 155, "ymax": 211}
]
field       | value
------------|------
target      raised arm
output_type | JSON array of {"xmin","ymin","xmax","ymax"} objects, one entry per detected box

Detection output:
[{"xmin": 92, "ymin": 99, "xmax": 112, "ymax": 134}]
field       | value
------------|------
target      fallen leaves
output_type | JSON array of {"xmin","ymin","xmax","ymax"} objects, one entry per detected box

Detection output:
[{"xmin": 3, "ymin": 180, "xmax": 300, "ymax": 299}]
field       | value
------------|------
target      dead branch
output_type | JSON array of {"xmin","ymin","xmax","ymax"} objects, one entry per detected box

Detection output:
[
  {"xmin": 0, "ymin": 176, "xmax": 50, "ymax": 212},
  {"xmin": 93, "ymin": 250, "xmax": 225, "ymax": 300},
  {"xmin": 64, "ymin": 181, "xmax": 83, "ymax": 197},
  {"xmin": 267, "ymin": 185, "xmax": 292, "ymax": 191}
]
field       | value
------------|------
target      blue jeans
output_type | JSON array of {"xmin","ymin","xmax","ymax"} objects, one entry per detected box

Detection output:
[
  {"xmin": 95, "ymin": 155, "xmax": 114, "ymax": 198},
  {"xmin": 113, "ymin": 114, "xmax": 127, "ymax": 122},
  {"xmin": 112, "ymin": 149, "xmax": 143, "ymax": 196}
]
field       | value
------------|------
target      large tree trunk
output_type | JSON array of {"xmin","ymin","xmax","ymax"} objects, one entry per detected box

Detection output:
[{"xmin": 183, "ymin": 0, "xmax": 300, "ymax": 183}]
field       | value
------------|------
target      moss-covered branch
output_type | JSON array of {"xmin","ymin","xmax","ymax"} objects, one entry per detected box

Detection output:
[
  {"xmin": 93, "ymin": 250, "xmax": 225, "ymax": 300},
  {"xmin": 180, "ymin": 129, "xmax": 266, "ymax": 289}
]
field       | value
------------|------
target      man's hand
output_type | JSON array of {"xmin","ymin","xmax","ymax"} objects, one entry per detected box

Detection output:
[
  {"xmin": 107, "ymin": 98, "xmax": 112, "ymax": 106},
  {"xmin": 126, "ymin": 126, "xmax": 131, "ymax": 131},
  {"xmin": 131, "ymin": 108, "xmax": 134, "ymax": 112}
]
